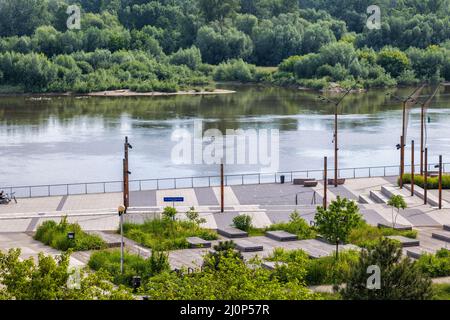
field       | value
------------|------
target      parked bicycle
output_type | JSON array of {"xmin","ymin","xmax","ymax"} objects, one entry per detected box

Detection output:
[{"xmin": 0, "ymin": 191, "xmax": 17, "ymax": 205}]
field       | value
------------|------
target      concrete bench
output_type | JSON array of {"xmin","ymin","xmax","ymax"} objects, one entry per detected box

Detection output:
[
  {"xmin": 87, "ymin": 231, "xmax": 122, "ymax": 248},
  {"xmin": 217, "ymin": 227, "xmax": 248, "ymax": 238},
  {"xmin": 234, "ymin": 239, "xmax": 263, "ymax": 252},
  {"xmin": 378, "ymin": 223, "xmax": 412, "ymax": 231},
  {"xmin": 406, "ymin": 247, "xmax": 435, "ymax": 259},
  {"xmin": 265, "ymin": 230, "xmax": 298, "ymax": 242},
  {"xmin": 262, "ymin": 261, "xmax": 286, "ymax": 270},
  {"xmin": 432, "ymin": 231, "xmax": 450, "ymax": 243},
  {"xmin": 386, "ymin": 235, "xmax": 420, "ymax": 247},
  {"xmin": 186, "ymin": 237, "xmax": 211, "ymax": 249},
  {"xmin": 304, "ymin": 180, "xmax": 318, "ymax": 187},
  {"xmin": 328, "ymin": 178, "xmax": 346, "ymax": 185},
  {"xmin": 293, "ymin": 178, "xmax": 315, "ymax": 185}
]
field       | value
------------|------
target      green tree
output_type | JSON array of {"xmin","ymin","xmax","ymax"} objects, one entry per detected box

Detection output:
[
  {"xmin": 340, "ymin": 238, "xmax": 433, "ymax": 300},
  {"xmin": 314, "ymin": 197, "xmax": 362, "ymax": 258},
  {"xmin": 197, "ymin": 0, "xmax": 241, "ymax": 23},
  {"xmin": 387, "ymin": 194, "xmax": 407, "ymax": 229},
  {"xmin": 162, "ymin": 206, "xmax": 178, "ymax": 221},
  {"xmin": 377, "ymin": 47, "xmax": 410, "ymax": 77}
]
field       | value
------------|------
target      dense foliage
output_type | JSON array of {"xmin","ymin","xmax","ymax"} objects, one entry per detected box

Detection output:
[
  {"xmin": 266, "ymin": 210, "xmax": 316, "ymax": 239},
  {"xmin": 34, "ymin": 217, "xmax": 106, "ymax": 251},
  {"xmin": 0, "ymin": 0, "xmax": 449, "ymax": 92},
  {"xmin": 123, "ymin": 218, "xmax": 217, "ymax": 250},
  {"xmin": 0, "ymin": 248, "xmax": 132, "ymax": 300},
  {"xmin": 417, "ymin": 249, "xmax": 450, "ymax": 278},
  {"xmin": 88, "ymin": 249, "xmax": 170, "ymax": 286},
  {"xmin": 340, "ymin": 238, "xmax": 433, "ymax": 300},
  {"xmin": 401, "ymin": 173, "xmax": 450, "ymax": 189},
  {"xmin": 348, "ymin": 221, "xmax": 417, "ymax": 248}
]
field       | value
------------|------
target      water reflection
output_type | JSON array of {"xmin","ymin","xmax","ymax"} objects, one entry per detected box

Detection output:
[{"xmin": 0, "ymin": 85, "xmax": 449, "ymax": 186}]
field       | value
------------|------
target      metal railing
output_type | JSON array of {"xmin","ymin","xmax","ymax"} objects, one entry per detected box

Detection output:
[{"xmin": 1, "ymin": 163, "xmax": 448, "ymax": 199}]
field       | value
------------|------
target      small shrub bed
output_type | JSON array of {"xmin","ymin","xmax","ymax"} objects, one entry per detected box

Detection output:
[
  {"xmin": 34, "ymin": 217, "xmax": 106, "ymax": 251},
  {"xmin": 401, "ymin": 173, "xmax": 450, "ymax": 189},
  {"xmin": 123, "ymin": 218, "xmax": 218, "ymax": 251},
  {"xmin": 348, "ymin": 221, "xmax": 417, "ymax": 248},
  {"xmin": 88, "ymin": 249, "xmax": 170, "ymax": 286},
  {"xmin": 416, "ymin": 249, "xmax": 450, "ymax": 278},
  {"xmin": 266, "ymin": 211, "xmax": 316, "ymax": 240},
  {"xmin": 268, "ymin": 248, "xmax": 360, "ymax": 286}
]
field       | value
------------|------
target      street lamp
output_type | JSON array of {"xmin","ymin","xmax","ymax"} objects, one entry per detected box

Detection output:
[
  {"xmin": 434, "ymin": 155, "xmax": 443, "ymax": 210},
  {"xmin": 317, "ymin": 87, "xmax": 353, "ymax": 187},
  {"xmin": 118, "ymin": 205, "xmax": 126, "ymax": 274},
  {"xmin": 123, "ymin": 137, "xmax": 133, "ymax": 209}
]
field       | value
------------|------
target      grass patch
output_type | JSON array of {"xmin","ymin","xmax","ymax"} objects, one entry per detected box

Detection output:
[
  {"xmin": 432, "ymin": 283, "xmax": 450, "ymax": 300},
  {"xmin": 34, "ymin": 217, "xmax": 106, "ymax": 251},
  {"xmin": 88, "ymin": 249, "xmax": 170, "ymax": 287},
  {"xmin": 348, "ymin": 221, "xmax": 417, "ymax": 248},
  {"xmin": 123, "ymin": 218, "xmax": 218, "ymax": 251}
]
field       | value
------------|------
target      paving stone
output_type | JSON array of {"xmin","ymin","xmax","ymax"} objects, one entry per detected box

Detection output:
[
  {"xmin": 87, "ymin": 231, "xmax": 122, "ymax": 248},
  {"xmin": 217, "ymin": 227, "xmax": 248, "ymax": 238},
  {"xmin": 377, "ymin": 223, "xmax": 412, "ymax": 231},
  {"xmin": 186, "ymin": 237, "xmax": 211, "ymax": 249},
  {"xmin": 386, "ymin": 235, "xmax": 420, "ymax": 247},
  {"xmin": 235, "ymin": 239, "xmax": 263, "ymax": 252},
  {"xmin": 265, "ymin": 230, "xmax": 298, "ymax": 242},
  {"xmin": 262, "ymin": 261, "xmax": 286, "ymax": 270}
]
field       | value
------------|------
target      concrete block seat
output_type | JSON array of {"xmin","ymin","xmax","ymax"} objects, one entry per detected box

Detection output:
[
  {"xmin": 444, "ymin": 225, "xmax": 450, "ymax": 232},
  {"xmin": 265, "ymin": 230, "xmax": 298, "ymax": 242},
  {"xmin": 386, "ymin": 235, "xmax": 420, "ymax": 247},
  {"xmin": 328, "ymin": 178, "xmax": 346, "ymax": 185},
  {"xmin": 432, "ymin": 230, "xmax": 450, "ymax": 243},
  {"xmin": 377, "ymin": 223, "xmax": 412, "ymax": 231},
  {"xmin": 405, "ymin": 247, "xmax": 435, "ymax": 259},
  {"xmin": 217, "ymin": 227, "xmax": 248, "ymax": 238},
  {"xmin": 293, "ymin": 178, "xmax": 316, "ymax": 186},
  {"xmin": 86, "ymin": 231, "xmax": 122, "ymax": 248},
  {"xmin": 234, "ymin": 239, "xmax": 264, "ymax": 252},
  {"xmin": 262, "ymin": 261, "xmax": 286, "ymax": 270},
  {"xmin": 304, "ymin": 180, "xmax": 318, "ymax": 187},
  {"xmin": 186, "ymin": 237, "xmax": 212, "ymax": 249}
]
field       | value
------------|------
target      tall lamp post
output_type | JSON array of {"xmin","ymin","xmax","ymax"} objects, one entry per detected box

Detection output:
[
  {"xmin": 323, "ymin": 156, "xmax": 328, "ymax": 209},
  {"xmin": 424, "ymin": 148, "xmax": 428, "ymax": 205},
  {"xmin": 387, "ymin": 85, "xmax": 425, "ymax": 188},
  {"xmin": 317, "ymin": 87, "xmax": 353, "ymax": 187},
  {"xmin": 419, "ymin": 85, "xmax": 440, "ymax": 175},
  {"xmin": 435, "ymin": 155, "xmax": 443, "ymax": 210},
  {"xmin": 220, "ymin": 162, "xmax": 224, "ymax": 213},
  {"xmin": 123, "ymin": 137, "xmax": 132, "ymax": 208},
  {"xmin": 118, "ymin": 205, "xmax": 126, "ymax": 274}
]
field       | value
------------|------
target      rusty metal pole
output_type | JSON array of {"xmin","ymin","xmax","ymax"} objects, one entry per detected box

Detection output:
[
  {"xmin": 399, "ymin": 135, "xmax": 404, "ymax": 188},
  {"xmin": 334, "ymin": 106, "xmax": 338, "ymax": 188},
  {"xmin": 424, "ymin": 148, "xmax": 428, "ymax": 205},
  {"xmin": 220, "ymin": 163, "xmax": 224, "ymax": 213},
  {"xmin": 439, "ymin": 155, "xmax": 442, "ymax": 210},
  {"xmin": 420, "ymin": 103, "xmax": 425, "ymax": 175},
  {"xmin": 124, "ymin": 137, "xmax": 130, "ymax": 208},
  {"xmin": 323, "ymin": 156, "xmax": 328, "ymax": 209},
  {"xmin": 400, "ymin": 101, "xmax": 406, "ymax": 189},
  {"xmin": 123, "ymin": 158, "xmax": 127, "ymax": 208},
  {"xmin": 411, "ymin": 140, "xmax": 415, "ymax": 196}
]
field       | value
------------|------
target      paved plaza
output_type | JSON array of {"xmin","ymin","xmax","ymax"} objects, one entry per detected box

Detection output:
[{"xmin": 1, "ymin": 175, "xmax": 450, "ymax": 269}]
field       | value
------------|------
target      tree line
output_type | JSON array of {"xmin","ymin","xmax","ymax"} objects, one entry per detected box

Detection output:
[{"xmin": 0, "ymin": 0, "xmax": 449, "ymax": 92}]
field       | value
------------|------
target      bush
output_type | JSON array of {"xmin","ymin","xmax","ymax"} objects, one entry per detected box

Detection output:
[
  {"xmin": 232, "ymin": 214, "xmax": 252, "ymax": 232},
  {"xmin": 213, "ymin": 59, "xmax": 257, "ymax": 82},
  {"xmin": 401, "ymin": 173, "xmax": 450, "ymax": 189},
  {"xmin": 169, "ymin": 46, "xmax": 202, "ymax": 70},
  {"xmin": 348, "ymin": 221, "xmax": 417, "ymax": 248},
  {"xmin": 88, "ymin": 249, "xmax": 170, "ymax": 286},
  {"xmin": 267, "ymin": 211, "xmax": 316, "ymax": 239},
  {"xmin": 417, "ymin": 249, "xmax": 450, "ymax": 278},
  {"xmin": 123, "ymin": 218, "xmax": 217, "ymax": 251},
  {"xmin": 34, "ymin": 217, "xmax": 106, "ymax": 251},
  {"xmin": 162, "ymin": 206, "xmax": 177, "ymax": 221}
]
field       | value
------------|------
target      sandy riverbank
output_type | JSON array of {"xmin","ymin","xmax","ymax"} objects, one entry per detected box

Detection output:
[{"xmin": 87, "ymin": 89, "xmax": 236, "ymax": 97}]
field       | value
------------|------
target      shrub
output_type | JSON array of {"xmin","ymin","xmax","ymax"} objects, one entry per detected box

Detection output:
[
  {"xmin": 348, "ymin": 221, "xmax": 417, "ymax": 248},
  {"xmin": 213, "ymin": 59, "xmax": 257, "ymax": 82},
  {"xmin": 88, "ymin": 249, "xmax": 170, "ymax": 286},
  {"xmin": 417, "ymin": 249, "xmax": 450, "ymax": 278},
  {"xmin": 169, "ymin": 46, "xmax": 202, "ymax": 70},
  {"xmin": 267, "ymin": 211, "xmax": 316, "ymax": 239},
  {"xmin": 232, "ymin": 214, "xmax": 252, "ymax": 232},
  {"xmin": 401, "ymin": 173, "xmax": 450, "ymax": 189},
  {"xmin": 34, "ymin": 217, "xmax": 106, "ymax": 251},
  {"xmin": 185, "ymin": 207, "xmax": 206, "ymax": 225},
  {"xmin": 162, "ymin": 206, "xmax": 177, "ymax": 221}
]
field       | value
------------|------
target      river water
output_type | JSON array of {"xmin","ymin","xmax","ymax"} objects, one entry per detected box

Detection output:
[{"xmin": 0, "ymin": 85, "xmax": 449, "ymax": 187}]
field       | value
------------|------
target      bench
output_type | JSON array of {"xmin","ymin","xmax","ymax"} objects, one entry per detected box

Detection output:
[
  {"xmin": 444, "ymin": 225, "xmax": 450, "ymax": 232},
  {"xmin": 235, "ymin": 239, "xmax": 264, "ymax": 252},
  {"xmin": 217, "ymin": 227, "xmax": 248, "ymax": 238},
  {"xmin": 186, "ymin": 237, "xmax": 212, "ymax": 249},
  {"xmin": 328, "ymin": 178, "xmax": 346, "ymax": 185},
  {"xmin": 377, "ymin": 223, "xmax": 413, "ymax": 231},
  {"xmin": 293, "ymin": 178, "xmax": 315, "ymax": 185},
  {"xmin": 386, "ymin": 235, "xmax": 420, "ymax": 247},
  {"xmin": 432, "ymin": 231, "xmax": 450, "ymax": 243},
  {"xmin": 265, "ymin": 230, "xmax": 298, "ymax": 242},
  {"xmin": 304, "ymin": 180, "xmax": 318, "ymax": 187}
]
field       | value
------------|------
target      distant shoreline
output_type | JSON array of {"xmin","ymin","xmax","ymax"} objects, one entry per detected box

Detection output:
[{"xmin": 0, "ymin": 88, "xmax": 236, "ymax": 98}]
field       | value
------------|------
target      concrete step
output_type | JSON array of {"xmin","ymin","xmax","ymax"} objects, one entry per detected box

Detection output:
[
  {"xmin": 370, "ymin": 190, "xmax": 389, "ymax": 204},
  {"xmin": 403, "ymin": 184, "xmax": 448, "ymax": 208},
  {"xmin": 358, "ymin": 194, "xmax": 374, "ymax": 204},
  {"xmin": 405, "ymin": 247, "xmax": 435, "ymax": 259},
  {"xmin": 444, "ymin": 225, "xmax": 450, "ymax": 232}
]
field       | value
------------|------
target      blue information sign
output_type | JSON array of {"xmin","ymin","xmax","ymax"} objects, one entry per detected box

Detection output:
[{"xmin": 163, "ymin": 197, "xmax": 184, "ymax": 202}]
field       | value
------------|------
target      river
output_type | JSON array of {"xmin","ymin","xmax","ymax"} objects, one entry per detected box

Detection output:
[{"xmin": 0, "ymin": 85, "xmax": 449, "ymax": 187}]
